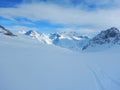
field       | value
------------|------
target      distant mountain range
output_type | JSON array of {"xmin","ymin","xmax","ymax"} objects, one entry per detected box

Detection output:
[
  {"xmin": 24, "ymin": 29, "xmax": 89, "ymax": 51},
  {"xmin": 0, "ymin": 25, "xmax": 120, "ymax": 52}
]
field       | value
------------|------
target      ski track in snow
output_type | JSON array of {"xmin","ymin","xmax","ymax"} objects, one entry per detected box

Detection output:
[
  {"xmin": 102, "ymin": 71, "xmax": 120, "ymax": 87},
  {"xmin": 87, "ymin": 65, "xmax": 105, "ymax": 90}
]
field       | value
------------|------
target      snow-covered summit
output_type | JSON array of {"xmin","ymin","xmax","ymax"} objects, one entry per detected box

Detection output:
[
  {"xmin": 25, "ymin": 30, "xmax": 52, "ymax": 44},
  {"xmin": 82, "ymin": 27, "xmax": 120, "ymax": 50},
  {"xmin": 56, "ymin": 31, "xmax": 88, "ymax": 40},
  {"xmin": 25, "ymin": 30, "xmax": 40, "ymax": 39}
]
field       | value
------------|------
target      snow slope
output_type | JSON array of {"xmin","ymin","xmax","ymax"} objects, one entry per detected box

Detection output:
[{"xmin": 0, "ymin": 32, "xmax": 120, "ymax": 90}]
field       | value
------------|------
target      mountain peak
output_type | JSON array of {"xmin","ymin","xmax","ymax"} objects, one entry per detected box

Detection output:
[
  {"xmin": 25, "ymin": 30, "xmax": 52, "ymax": 44},
  {"xmin": 0, "ymin": 25, "xmax": 16, "ymax": 36},
  {"xmin": 25, "ymin": 30, "xmax": 40, "ymax": 35},
  {"xmin": 25, "ymin": 30, "xmax": 41, "ymax": 39},
  {"xmin": 100, "ymin": 27, "xmax": 119, "ymax": 38},
  {"xmin": 82, "ymin": 27, "xmax": 120, "ymax": 50}
]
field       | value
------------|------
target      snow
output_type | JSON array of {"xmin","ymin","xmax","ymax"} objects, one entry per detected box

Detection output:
[
  {"xmin": 0, "ymin": 34, "xmax": 120, "ymax": 90},
  {"xmin": 25, "ymin": 30, "xmax": 52, "ymax": 44}
]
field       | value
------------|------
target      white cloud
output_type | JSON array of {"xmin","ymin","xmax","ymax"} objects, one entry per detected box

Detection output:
[
  {"xmin": 7, "ymin": 25, "xmax": 39, "ymax": 32},
  {"xmin": 0, "ymin": 2, "xmax": 120, "ymax": 31}
]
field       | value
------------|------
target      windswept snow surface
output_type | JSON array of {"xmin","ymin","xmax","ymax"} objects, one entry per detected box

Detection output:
[{"xmin": 0, "ymin": 34, "xmax": 120, "ymax": 90}]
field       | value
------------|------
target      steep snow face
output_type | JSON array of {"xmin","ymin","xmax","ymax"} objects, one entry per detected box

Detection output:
[
  {"xmin": 0, "ymin": 33, "xmax": 120, "ymax": 90},
  {"xmin": 82, "ymin": 27, "xmax": 120, "ymax": 51},
  {"xmin": 25, "ymin": 30, "xmax": 52, "ymax": 44},
  {"xmin": 50, "ymin": 31, "xmax": 89, "ymax": 51},
  {"xmin": 0, "ymin": 25, "xmax": 16, "ymax": 36}
]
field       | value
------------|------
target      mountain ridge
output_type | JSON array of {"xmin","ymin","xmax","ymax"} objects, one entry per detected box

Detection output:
[{"xmin": 1, "ymin": 25, "xmax": 120, "ymax": 52}]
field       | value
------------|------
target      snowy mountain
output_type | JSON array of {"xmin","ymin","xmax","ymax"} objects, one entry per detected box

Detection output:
[
  {"xmin": 1, "ymin": 25, "xmax": 120, "ymax": 52},
  {"xmin": 50, "ymin": 31, "xmax": 89, "ymax": 51},
  {"xmin": 0, "ymin": 26, "xmax": 120, "ymax": 90},
  {"xmin": 82, "ymin": 27, "xmax": 120, "ymax": 51},
  {"xmin": 25, "ymin": 30, "xmax": 52, "ymax": 44},
  {"xmin": 0, "ymin": 25, "xmax": 16, "ymax": 36},
  {"xmin": 24, "ymin": 30, "xmax": 89, "ymax": 51}
]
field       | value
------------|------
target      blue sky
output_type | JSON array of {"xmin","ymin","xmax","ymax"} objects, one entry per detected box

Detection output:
[{"xmin": 0, "ymin": 0, "xmax": 120, "ymax": 34}]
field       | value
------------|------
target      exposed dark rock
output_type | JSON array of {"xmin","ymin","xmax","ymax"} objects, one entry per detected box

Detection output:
[
  {"xmin": 0, "ymin": 25, "xmax": 16, "ymax": 36},
  {"xmin": 82, "ymin": 27, "xmax": 120, "ymax": 50}
]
